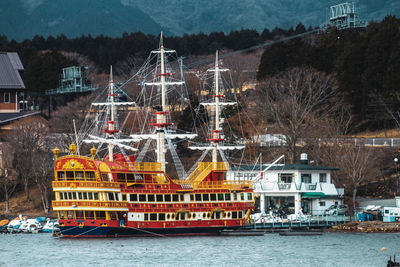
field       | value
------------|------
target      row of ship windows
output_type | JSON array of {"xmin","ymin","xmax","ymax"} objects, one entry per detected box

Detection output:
[
  {"xmin": 128, "ymin": 193, "xmax": 253, "ymax": 202},
  {"xmin": 57, "ymin": 192, "xmax": 253, "ymax": 202},
  {"xmin": 57, "ymin": 171, "xmax": 145, "ymax": 182},
  {"xmin": 59, "ymin": 191, "xmax": 99, "ymax": 201},
  {"xmin": 58, "ymin": 211, "xmax": 244, "ymax": 221},
  {"xmin": 143, "ymin": 211, "xmax": 244, "ymax": 221},
  {"xmin": 57, "ymin": 171, "xmax": 96, "ymax": 181}
]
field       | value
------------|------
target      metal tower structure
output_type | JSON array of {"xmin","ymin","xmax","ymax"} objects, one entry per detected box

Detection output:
[
  {"xmin": 325, "ymin": 2, "xmax": 367, "ymax": 30},
  {"xmin": 45, "ymin": 66, "xmax": 98, "ymax": 95}
]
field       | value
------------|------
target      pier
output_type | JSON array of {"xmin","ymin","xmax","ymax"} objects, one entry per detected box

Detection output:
[{"xmin": 244, "ymin": 215, "xmax": 350, "ymax": 231}]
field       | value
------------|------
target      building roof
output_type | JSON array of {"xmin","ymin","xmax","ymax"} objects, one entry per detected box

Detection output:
[
  {"xmin": 0, "ymin": 112, "xmax": 41, "ymax": 124},
  {"xmin": 230, "ymin": 163, "xmax": 339, "ymax": 172},
  {"xmin": 0, "ymin": 52, "xmax": 25, "ymax": 90}
]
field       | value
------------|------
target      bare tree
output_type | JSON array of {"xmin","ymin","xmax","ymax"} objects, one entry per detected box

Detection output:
[
  {"xmin": 336, "ymin": 144, "xmax": 380, "ymax": 216},
  {"xmin": 256, "ymin": 67, "xmax": 339, "ymax": 163},
  {"xmin": 5, "ymin": 118, "xmax": 49, "ymax": 201},
  {"xmin": 31, "ymin": 147, "xmax": 53, "ymax": 214},
  {"xmin": 0, "ymin": 143, "xmax": 18, "ymax": 213}
]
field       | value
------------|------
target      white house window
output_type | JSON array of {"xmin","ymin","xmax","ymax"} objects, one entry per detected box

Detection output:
[
  {"xmin": 319, "ymin": 173, "xmax": 327, "ymax": 183},
  {"xmin": 279, "ymin": 173, "xmax": 293, "ymax": 183},
  {"xmin": 319, "ymin": 201, "xmax": 326, "ymax": 206},
  {"xmin": 4, "ymin": 92, "xmax": 10, "ymax": 103},
  {"xmin": 301, "ymin": 174, "xmax": 312, "ymax": 183}
]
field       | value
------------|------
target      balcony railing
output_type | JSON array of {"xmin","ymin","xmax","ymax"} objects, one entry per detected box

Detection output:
[
  {"xmin": 304, "ymin": 183, "xmax": 317, "ymax": 190},
  {"xmin": 52, "ymin": 181, "xmax": 120, "ymax": 189},
  {"xmin": 278, "ymin": 183, "xmax": 292, "ymax": 190}
]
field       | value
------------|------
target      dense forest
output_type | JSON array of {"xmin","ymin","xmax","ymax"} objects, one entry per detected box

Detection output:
[
  {"xmin": 0, "ymin": 16, "xmax": 399, "ymax": 131},
  {"xmin": 258, "ymin": 16, "xmax": 400, "ymax": 131}
]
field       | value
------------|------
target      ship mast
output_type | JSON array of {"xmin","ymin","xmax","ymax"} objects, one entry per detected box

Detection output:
[
  {"xmin": 108, "ymin": 66, "xmax": 115, "ymax": 162},
  {"xmin": 188, "ymin": 50, "xmax": 244, "ymax": 160},
  {"xmin": 157, "ymin": 33, "xmax": 167, "ymax": 171},
  {"xmin": 212, "ymin": 51, "xmax": 220, "ymax": 163}
]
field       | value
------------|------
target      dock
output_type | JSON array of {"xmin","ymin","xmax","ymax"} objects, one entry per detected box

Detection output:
[{"xmin": 244, "ymin": 215, "xmax": 350, "ymax": 231}]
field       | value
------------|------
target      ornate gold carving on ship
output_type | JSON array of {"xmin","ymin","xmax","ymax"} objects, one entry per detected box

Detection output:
[{"xmin": 62, "ymin": 159, "xmax": 84, "ymax": 170}]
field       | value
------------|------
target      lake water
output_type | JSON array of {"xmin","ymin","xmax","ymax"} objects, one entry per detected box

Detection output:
[{"xmin": 0, "ymin": 232, "xmax": 399, "ymax": 266}]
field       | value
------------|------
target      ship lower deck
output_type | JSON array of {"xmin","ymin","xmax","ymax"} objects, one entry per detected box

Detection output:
[{"xmin": 57, "ymin": 225, "xmax": 241, "ymax": 238}]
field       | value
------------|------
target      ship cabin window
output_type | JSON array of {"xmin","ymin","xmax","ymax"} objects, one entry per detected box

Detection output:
[
  {"xmin": 59, "ymin": 193, "xmax": 63, "ymax": 200},
  {"xmin": 110, "ymin": 212, "xmax": 118, "ymax": 220},
  {"xmin": 240, "ymin": 193, "xmax": 245, "ymax": 201},
  {"xmin": 238, "ymin": 211, "xmax": 243, "ymax": 218},
  {"xmin": 203, "ymin": 194, "xmax": 209, "ymax": 201},
  {"xmin": 150, "ymin": 213, "xmax": 157, "ymax": 221},
  {"xmin": 77, "ymin": 192, "xmax": 82, "ymax": 200},
  {"xmin": 177, "ymin": 213, "xmax": 185, "ymax": 220},
  {"xmin": 130, "ymin": 194, "xmax": 137, "ymax": 202},
  {"xmin": 57, "ymin": 171, "xmax": 66, "ymax": 180},
  {"xmin": 134, "ymin": 174, "xmax": 143, "ymax": 181},
  {"xmin": 117, "ymin": 173, "xmax": 126, "ymax": 182},
  {"xmin": 76, "ymin": 210, "xmax": 84, "ymax": 219},
  {"xmin": 180, "ymin": 194, "xmax": 184, "ymax": 201},
  {"xmin": 85, "ymin": 211, "xmax": 95, "ymax": 219},
  {"xmin": 233, "ymin": 193, "xmax": 237, "ymax": 201},
  {"xmin": 158, "ymin": 213, "xmax": 165, "ymax": 221},
  {"xmin": 108, "ymin": 192, "xmax": 115, "ymax": 201},
  {"xmin": 190, "ymin": 194, "xmax": 194, "ymax": 201},
  {"xmin": 122, "ymin": 194, "xmax": 127, "ymax": 201},
  {"xmin": 172, "ymin": 194, "xmax": 179, "ymax": 202},
  {"xmin": 139, "ymin": 194, "xmax": 146, "ymax": 202},
  {"xmin": 95, "ymin": 211, "xmax": 106, "ymax": 220},
  {"xmin": 144, "ymin": 214, "xmax": 149, "ymax": 221},
  {"xmin": 210, "ymin": 194, "xmax": 217, "ymax": 201},
  {"xmin": 164, "ymin": 194, "xmax": 171, "ymax": 202},
  {"xmin": 126, "ymin": 174, "xmax": 134, "ymax": 182},
  {"xmin": 232, "ymin": 211, "xmax": 238, "ymax": 219},
  {"xmin": 195, "ymin": 194, "xmax": 202, "ymax": 201},
  {"xmin": 88, "ymin": 192, "xmax": 93, "ymax": 200},
  {"xmin": 72, "ymin": 192, "xmax": 77, "ymax": 200},
  {"xmin": 94, "ymin": 192, "xmax": 99, "ymax": 200},
  {"xmin": 217, "ymin": 193, "xmax": 224, "ymax": 201},
  {"xmin": 59, "ymin": 211, "xmax": 65, "ymax": 219},
  {"xmin": 147, "ymin": 194, "xmax": 155, "ymax": 202},
  {"xmin": 156, "ymin": 194, "xmax": 163, "ymax": 202},
  {"xmin": 66, "ymin": 171, "xmax": 74, "ymax": 180},
  {"xmin": 214, "ymin": 212, "xmax": 221, "ymax": 219},
  {"xmin": 247, "ymin": 193, "xmax": 253, "ymax": 201},
  {"xmin": 75, "ymin": 171, "xmax": 84, "ymax": 180},
  {"xmin": 225, "ymin": 193, "xmax": 231, "ymax": 201},
  {"xmin": 67, "ymin": 211, "xmax": 74, "ymax": 219},
  {"xmin": 68, "ymin": 192, "xmax": 72, "ymax": 200},
  {"xmin": 83, "ymin": 192, "xmax": 88, "ymax": 199},
  {"xmin": 86, "ymin": 171, "xmax": 96, "ymax": 180},
  {"xmin": 101, "ymin": 174, "xmax": 109, "ymax": 181}
]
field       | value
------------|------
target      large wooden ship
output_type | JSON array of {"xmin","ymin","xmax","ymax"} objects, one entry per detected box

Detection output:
[{"xmin": 51, "ymin": 35, "xmax": 254, "ymax": 237}]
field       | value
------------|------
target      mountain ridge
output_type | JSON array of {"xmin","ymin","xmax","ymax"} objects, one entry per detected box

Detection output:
[{"xmin": 0, "ymin": 0, "xmax": 398, "ymax": 41}]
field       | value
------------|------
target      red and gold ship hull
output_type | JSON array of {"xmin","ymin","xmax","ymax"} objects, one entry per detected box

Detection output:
[{"xmin": 51, "ymin": 149, "xmax": 254, "ymax": 238}]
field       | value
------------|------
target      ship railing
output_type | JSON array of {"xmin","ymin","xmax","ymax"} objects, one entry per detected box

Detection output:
[
  {"xmin": 52, "ymin": 181, "xmax": 120, "ymax": 189},
  {"xmin": 52, "ymin": 200, "xmax": 128, "ymax": 209},
  {"xmin": 194, "ymin": 180, "xmax": 252, "ymax": 190},
  {"xmin": 185, "ymin": 162, "xmax": 228, "ymax": 184},
  {"xmin": 117, "ymin": 161, "xmax": 162, "ymax": 172}
]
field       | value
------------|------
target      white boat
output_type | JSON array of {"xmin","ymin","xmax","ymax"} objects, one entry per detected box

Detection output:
[
  {"xmin": 42, "ymin": 219, "xmax": 59, "ymax": 233},
  {"xmin": 19, "ymin": 218, "xmax": 43, "ymax": 233}
]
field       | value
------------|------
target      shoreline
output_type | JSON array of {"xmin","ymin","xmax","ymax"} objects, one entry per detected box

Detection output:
[{"xmin": 329, "ymin": 221, "xmax": 400, "ymax": 233}]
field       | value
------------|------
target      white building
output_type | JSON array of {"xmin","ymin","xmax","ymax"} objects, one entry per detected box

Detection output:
[{"xmin": 227, "ymin": 157, "xmax": 344, "ymax": 216}]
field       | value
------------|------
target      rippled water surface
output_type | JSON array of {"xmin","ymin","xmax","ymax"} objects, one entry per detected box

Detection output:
[{"xmin": 1, "ymin": 232, "xmax": 399, "ymax": 266}]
